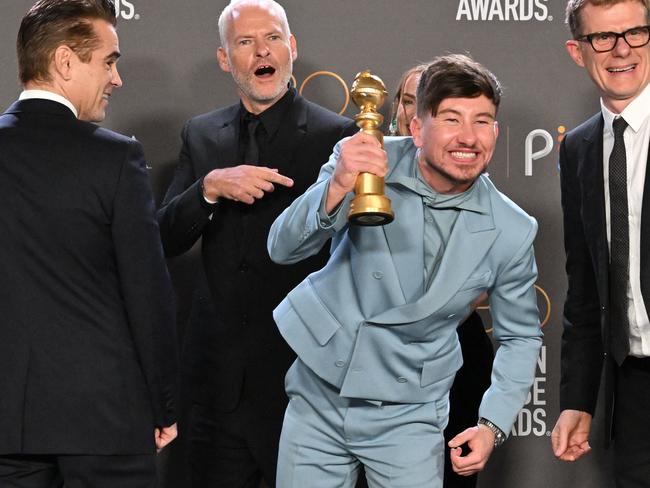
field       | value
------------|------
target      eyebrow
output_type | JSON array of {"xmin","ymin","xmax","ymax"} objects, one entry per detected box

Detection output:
[
  {"xmin": 234, "ymin": 29, "xmax": 284, "ymax": 41},
  {"xmin": 584, "ymin": 24, "xmax": 648, "ymax": 36},
  {"xmin": 437, "ymin": 108, "xmax": 495, "ymax": 120},
  {"xmin": 105, "ymin": 51, "xmax": 121, "ymax": 62}
]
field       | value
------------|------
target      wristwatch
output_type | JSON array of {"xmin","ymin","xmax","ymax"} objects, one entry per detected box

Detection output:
[{"xmin": 477, "ymin": 417, "xmax": 506, "ymax": 448}]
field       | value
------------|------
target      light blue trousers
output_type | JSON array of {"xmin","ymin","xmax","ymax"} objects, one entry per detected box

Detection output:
[{"xmin": 277, "ymin": 360, "xmax": 449, "ymax": 488}]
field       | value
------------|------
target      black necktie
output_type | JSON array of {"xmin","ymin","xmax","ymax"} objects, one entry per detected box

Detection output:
[
  {"xmin": 609, "ymin": 116, "xmax": 630, "ymax": 365},
  {"xmin": 243, "ymin": 115, "xmax": 260, "ymax": 165}
]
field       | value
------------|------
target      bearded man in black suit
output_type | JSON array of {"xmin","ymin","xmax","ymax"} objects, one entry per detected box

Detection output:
[
  {"xmin": 0, "ymin": 1, "xmax": 179, "ymax": 487},
  {"xmin": 157, "ymin": 1, "xmax": 356, "ymax": 487}
]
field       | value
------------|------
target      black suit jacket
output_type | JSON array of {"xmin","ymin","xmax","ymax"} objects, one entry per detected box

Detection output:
[
  {"xmin": 158, "ymin": 94, "xmax": 356, "ymax": 415},
  {"xmin": 559, "ymin": 112, "xmax": 650, "ymax": 440},
  {"xmin": 0, "ymin": 99, "xmax": 178, "ymax": 455}
]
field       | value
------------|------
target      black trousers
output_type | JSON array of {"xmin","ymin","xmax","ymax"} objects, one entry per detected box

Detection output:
[
  {"xmin": 614, "ymin": 356, "xmax": 650, "ymax": 488},
  {"xmin": 188, "ymin": 396, "xmax": 283, "ymax": 488},
  {"xmin": 0, "ymin": 453, "xmax": 157, "ymax": 488}
]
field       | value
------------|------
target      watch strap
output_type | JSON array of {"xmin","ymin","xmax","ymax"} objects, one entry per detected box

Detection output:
[{"xmin": 477, "ymin": 417, "xmax": 506, "ymax": 448}]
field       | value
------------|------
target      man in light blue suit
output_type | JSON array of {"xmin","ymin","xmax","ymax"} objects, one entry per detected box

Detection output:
[{"xmin": 268, "ymin": 54, "xmax": 542, "ymax": 488}]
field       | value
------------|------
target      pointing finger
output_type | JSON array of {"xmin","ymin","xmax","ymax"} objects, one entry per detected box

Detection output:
[{"xmin": 256, "ymin": 167, "xmax": 294, "ymax": 187}]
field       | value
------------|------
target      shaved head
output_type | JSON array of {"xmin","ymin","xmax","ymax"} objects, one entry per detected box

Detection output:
[{"xmin": 218, "ymin": 0, "xmax": 290, "ymax": 51}]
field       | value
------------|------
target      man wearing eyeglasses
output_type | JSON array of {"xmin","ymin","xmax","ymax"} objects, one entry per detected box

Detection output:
[{"xmin": 552, "ymin": 1, "xmax": 650, "ymax": 486}]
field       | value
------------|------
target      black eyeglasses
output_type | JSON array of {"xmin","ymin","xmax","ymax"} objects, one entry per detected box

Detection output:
[{"xmin": 576, "ymin": 24, "xmax": 650, "ymax": 53}]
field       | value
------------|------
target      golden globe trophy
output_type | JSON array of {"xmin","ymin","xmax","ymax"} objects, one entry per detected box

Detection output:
[{"xmin": 348, "ymin": 70, "xmax": 394, "ymax": 226}]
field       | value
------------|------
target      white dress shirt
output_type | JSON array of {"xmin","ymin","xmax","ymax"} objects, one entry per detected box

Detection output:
[{"xmin": 601, "ymin": 82, "xmax": 650, "ymax": 357}]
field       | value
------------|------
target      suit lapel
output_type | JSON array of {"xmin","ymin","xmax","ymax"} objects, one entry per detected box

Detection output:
[
  {"xmin": 382, "ymin": 183, "xmax": 425, "ymax": 303},
  {"xmin": 207, "ymin": 106, "xmax": 243, "ymax": 250},
  {"xmin": 269, "ymin": 95, "xmax": 307, "ymax": 176},
  {"xmin": 579, "ymin": 115, "xmax": 610, "ymax": 301},
  {"xmin": 369, "ymin": 177, "xmax": 498, "ymax": 325},
  {"xmin": 423, "ymin": 197, "xmax": 498, "ymax": 306},
  {"xmin": 640, "ymin": 134, "xmax": 650, "ymax": 313},
  {"xmin": 214, "ymin": 107, "xmax": 240, "ymax": 170}
]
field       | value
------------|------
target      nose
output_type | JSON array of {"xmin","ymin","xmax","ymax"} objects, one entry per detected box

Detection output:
[
  {"xmin": 111, "ymin": 65, "xmax": 123, "ymax": 88},
  {"xmin": 456, "ymin": 122, "xmax": 478, "ymax": 146},
  {"xmin": 612, "ymin": 35, "xmax": 632, "ymax": 56},
  {"xmin": 255, "ymin": 40, "xmax": 270, "ymax": 57}
]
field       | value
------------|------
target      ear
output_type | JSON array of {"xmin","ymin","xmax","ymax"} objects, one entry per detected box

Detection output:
[
  {"xmin": 410, "ymin": 116, "xmax": 423, "ymax": 148},
  {"xmin": 493, "ymin": 120, "xmax": 499, "ymax": 139},
  {"xmin": 217, "ymin": 47, "xmax": 230, "ymax": 73},
  {"xmin": 53, "ymin": 45, "xmax": 74, "ymax": 81},
  {"xmin": 289, "ymin": 35, "xmax": 298, "ymax": 62},
  {"xmin": 566, "ymin": 39, "xmax": 585, "ymax": 67}
]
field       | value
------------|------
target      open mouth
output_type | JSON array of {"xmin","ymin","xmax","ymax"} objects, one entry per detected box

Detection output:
[{"xmin": 255, "ymin": 65, "xmax": 276, "ymax": 77}]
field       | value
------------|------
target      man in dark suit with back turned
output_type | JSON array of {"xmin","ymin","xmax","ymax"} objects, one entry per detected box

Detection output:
[
  {"xmin": 0, "ymin": 1, "xmax": 178, "ymax": 487},
  {"xmin": 551, "ymin": 1, "xmax": 650, "ymax": 486},
  {"xmin": 157, "ymin": 0, "xmax": 356, "ymax": 486}
]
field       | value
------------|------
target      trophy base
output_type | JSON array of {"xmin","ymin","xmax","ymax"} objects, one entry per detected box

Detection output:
[
  {"xmin": 349, "ymin": 211, "xmax": 394, "ymax": 226},
  {"xmin": 348, "ymin": 194, "xmax": 394, "ymax": 226}
]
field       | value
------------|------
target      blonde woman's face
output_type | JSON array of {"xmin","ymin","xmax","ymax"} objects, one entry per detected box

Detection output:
[{"xmin": 396, "ymin": 72, "xmax": 421, "ymax": 136}]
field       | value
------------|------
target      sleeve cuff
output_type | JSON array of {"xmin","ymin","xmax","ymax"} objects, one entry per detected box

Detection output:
[
  {"xmin": 317, "ymin": 180, "xmax": 347, "ymax": 229},
  {"xmin": 198, "ymin": 178, "xmax": 219, "ymax": 211}
]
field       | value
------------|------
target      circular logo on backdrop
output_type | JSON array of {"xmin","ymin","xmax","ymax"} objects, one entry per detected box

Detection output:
[
  {"xmin": 291, "ymin": 71, "xmax": 351, "ymax": 115},
  {"xmin": 478, "ymin": 283, "xmax": 552, "ymax": 331}
]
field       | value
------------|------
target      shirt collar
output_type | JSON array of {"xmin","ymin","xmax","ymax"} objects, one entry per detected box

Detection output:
[
  {"xmin": 240, "ymin": 86, "xmax": 295, "ymax": 139},
  {"xmin": 389, "ymin": 144, "xmax": 485, "ymax": 213},
  {"xmin": 416, "ymin": 164, "xmax": 483, "ymax": 212},
  {"xmin": 601, "ymin": 82, "xmax": 650, "ymax": 135},
  {"xmin": 19, "ymin": 89, "xmax": 78, "ymax": 118}
]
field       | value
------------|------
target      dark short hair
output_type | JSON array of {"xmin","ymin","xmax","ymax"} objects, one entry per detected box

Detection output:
[
  {"xmin": 17, "ymin": 0, "xmax": 117, "ymax": 84},
  {"xmin": 416, "ymin": 54, "xmax": 502, "ymax": 117},
  {"xmin": 565, "ymin": 0, "xmax": 650, "ymax": 38}
]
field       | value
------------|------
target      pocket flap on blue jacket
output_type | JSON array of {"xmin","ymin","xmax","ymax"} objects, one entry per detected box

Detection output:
[
  {"xmin": 288, "ymin": 279, "xmax": 341, "ymax": 346},
  {"xmin": 420, "ymin": 350, "xmax": 464, "ymax": 387}
]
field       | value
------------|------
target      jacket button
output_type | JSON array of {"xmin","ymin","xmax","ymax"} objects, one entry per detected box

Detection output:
[
  {"xmin": 335, "ymin": 360, "xmax": 345, "ymax": 368},
  {"xmin": 372, "ymin": 271, "xmax": 384, "ymax": 280},
  {"xmin": 239, "ymin": 262, "xmax": 248, "ymax": 272},
  {"xmin": 397, "ymin": 377, "xmax": 407, "ymax": 383}
]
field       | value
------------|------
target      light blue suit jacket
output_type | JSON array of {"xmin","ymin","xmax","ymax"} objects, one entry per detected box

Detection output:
[{"xmin": 268, "ymin": 137, "xmax": 542, "ymax": 434}]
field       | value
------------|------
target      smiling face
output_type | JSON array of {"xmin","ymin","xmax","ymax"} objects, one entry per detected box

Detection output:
[
  {"xmin": 66, "ymin": 19, "xmax": 122, "ymax": 122},
  {"xmin": 566, "ymin": 0, "xmax": 650, "ymax": 113},
  {"xmin": 217, "ymin": 3, "xmax": 297, "ymax": 114},
  {"xmin": 410, "ymin": 95, "xmax": 498, "ymax": 194}
]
